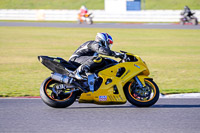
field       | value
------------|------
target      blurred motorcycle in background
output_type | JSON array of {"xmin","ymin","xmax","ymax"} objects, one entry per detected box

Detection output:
[
  {"xmin": 180, "ymin": 12, "xmax": 198, "ymax": 25},
  {"xmin": 78, "ymin": 12, "xmax": 94, "ymax": 25}
]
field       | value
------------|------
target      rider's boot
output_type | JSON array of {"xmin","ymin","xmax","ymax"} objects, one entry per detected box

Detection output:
[
  {"xmin": 68, "ymin": 64, "xmax": 90, "ymax": 92},
  {"xmin": 73, "ymin": 64, "xmax": 90, "ymax": 80}
]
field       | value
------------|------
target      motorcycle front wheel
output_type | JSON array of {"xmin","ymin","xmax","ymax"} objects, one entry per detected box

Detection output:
[
  {"xmin": 87, "ymin": 18, "xmax": 93, "ymax": 25},
  {"xmin": 191, "ymin": 18, "xmax": 198, "ymax": 25},
  {"xmin": 40, "ymin": 77, "xmax": 77, "ymax": 108},
  {"xmin": 124, "ymin": 79, "xmax": 159, "ymax": 107}
]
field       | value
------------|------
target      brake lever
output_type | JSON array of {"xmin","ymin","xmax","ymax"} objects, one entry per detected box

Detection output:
[{"xmin": 120, "ymin": 50, "xmax": 127, "ymax": 54}]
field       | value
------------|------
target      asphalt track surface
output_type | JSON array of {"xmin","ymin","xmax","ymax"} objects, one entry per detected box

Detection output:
[
  {"xmin": 0, "ymin": 98, "xmax": 200, "ymax": 133},
  {"xmin": 0, "ymin": 21, "xmax": 200, "ymax": 29}
]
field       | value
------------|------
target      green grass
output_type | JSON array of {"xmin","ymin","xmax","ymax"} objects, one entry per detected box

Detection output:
[
  {"xmin": 0, "ymin": 0, "xmax": 104, "ymax": 9},
  {"xmin": 145, "ymin": 0, "xmax": 200, "ymax": 10},
  {"xmin": 0, "ymin": 0, "xmax": 200, "ymax": 10},
  {"xmin": 0, "ymin": 26, "xmax": 200, "ymax": 97}
]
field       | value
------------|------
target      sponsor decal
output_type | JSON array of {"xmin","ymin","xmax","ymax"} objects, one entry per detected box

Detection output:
[
  {"xmin": 54, "ymin": 59, "xmax": 60, "ymax": 63},
  {"xmin": 99, "ymin": 96, "xmax": 107, "ymax": 101},
  {"xmin": 39, "ymin": 57, "xmax": 43, "ymax": 63},
  {"xmin": 134, "ymin": 64, "xmax": 140, "ymax": 69}
]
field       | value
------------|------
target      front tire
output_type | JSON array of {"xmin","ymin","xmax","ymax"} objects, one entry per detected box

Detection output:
[
  {"xmin": 124, "ymin": 79, "xmax": 159, "ymax": 107},
  {"xmin": 193, "ymin": 18, "xmax": 198, "ymax": 25},
  {"xmin": 40, "ymin": 77, "xmax": 77, "ymax": 108},
  {"xmin": 87, "ymin": 18, "xmax": 93, "ymax": 25}
]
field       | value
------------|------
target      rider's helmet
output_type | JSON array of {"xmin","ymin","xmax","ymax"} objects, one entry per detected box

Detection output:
[
  {"xmin": 95, "ymin": 33, "xmax": 113, "ymax": 49},
  {"xmin": 81, "ymin": 5, "xmax": 87, "ymax": 11},
  {"xmin": 184, "ymin": 5, "xmax": 189, "ymax": 10}
]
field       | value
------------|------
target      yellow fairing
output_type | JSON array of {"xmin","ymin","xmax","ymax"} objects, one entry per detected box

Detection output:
[{"xmin": 79, "ymin": 54, "xmax": 150, "ymax": 104}]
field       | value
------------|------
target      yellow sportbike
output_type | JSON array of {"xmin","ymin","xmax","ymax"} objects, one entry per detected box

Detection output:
[{"xmin": 38, "ymin": 51, "xmax": 159, "ymax": 108}]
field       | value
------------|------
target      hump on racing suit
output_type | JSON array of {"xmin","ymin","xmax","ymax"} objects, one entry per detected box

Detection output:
[{"xmin": 69, "ymin": 40, "xmax": 114, "ymax": 61}]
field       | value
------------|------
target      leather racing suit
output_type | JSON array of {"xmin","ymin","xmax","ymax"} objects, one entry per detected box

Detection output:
[
  {"xmin": 69, "ymin": 40, "xmax": 116, "ymax": 73},
  {"xmin": 183, "ymin": 6, "xmax": 193, "ymax": 20}
]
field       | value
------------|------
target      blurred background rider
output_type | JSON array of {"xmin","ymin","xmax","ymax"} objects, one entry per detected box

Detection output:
[
  {"xmin": 182, "ymin": 6, "xmax": 193, "ymax": 20},
  {"xmin": 78, "ymin": 5, "xmax": 88, "ymax": 23}
]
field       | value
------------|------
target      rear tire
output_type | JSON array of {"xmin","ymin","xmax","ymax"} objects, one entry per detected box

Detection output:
[
  {"xmin": 124, "ymin": 79, "xmax": 159, "ymax": 107},
  {"xmin": 77, "ymin": 19, "xmax": 82, "ymax": 24},
  {"xmin": 180, "ymin": 19, "xmax": 185, "ymax": 25},
  {"xmin": 40, "ymin": 77, "xmax": 77, "ymax": 108}
]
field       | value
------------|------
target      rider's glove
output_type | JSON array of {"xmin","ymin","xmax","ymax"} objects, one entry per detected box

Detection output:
[{"xmin": 113, "ymin": 52, "xmax": 125, "ymax": 59}]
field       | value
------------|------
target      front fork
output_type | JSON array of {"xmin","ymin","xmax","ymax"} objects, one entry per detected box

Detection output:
[
  {"xmin": 134, "ymin": 75, "xmax": 152, "ymax": 88},
  {"xmin": 135, "ymin": 76, "xmax": 144, "ymax": 88}
]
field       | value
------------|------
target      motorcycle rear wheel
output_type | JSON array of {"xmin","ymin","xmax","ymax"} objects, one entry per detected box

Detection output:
[
  {"xmin": 77, "ymin": 19, "xmax": 82, "ymax": 24},
  {"xmin": 180, "ymin": 19, "xmax": 185, "ymax": 25},
  {"xmin": 124, "ymin": 79, "xmax": 159, "ymax": 107},
  {"xmin": 40, "ymin": 77, "xmax": 77, "ymax": 108}
]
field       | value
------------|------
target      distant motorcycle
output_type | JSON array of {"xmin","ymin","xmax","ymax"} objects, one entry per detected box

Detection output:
[
  {"xmin": 78, "ymin": 13, "xmax": 93, "ymax": 25},
  {"xmin": 180, "ymin": 12, "xmax": 198, "ymax": 25}
]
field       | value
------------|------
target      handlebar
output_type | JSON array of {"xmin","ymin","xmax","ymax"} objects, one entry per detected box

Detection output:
[{"xmin": 118, "ymin": 50, "xmax": 129, "ymax": 63}]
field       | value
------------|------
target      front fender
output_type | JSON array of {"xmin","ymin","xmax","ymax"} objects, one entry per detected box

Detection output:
[{"xmin": 137, "ymin": 75, "xmax": 153, "ymax": 87}]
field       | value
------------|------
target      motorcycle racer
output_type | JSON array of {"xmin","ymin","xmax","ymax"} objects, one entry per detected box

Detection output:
[
  {"xmin": 182, "ymin": 6, "xmax": 193, "ymax": 20},
  {"xmin": 69, "ymin": 33, "xmax": 125, "ymax": 80},
  {"xmin": 78, "ymin": 5, "xmax": 88, "ymax": 23}
]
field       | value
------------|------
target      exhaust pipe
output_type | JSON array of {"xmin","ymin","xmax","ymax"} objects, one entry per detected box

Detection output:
[
  {"xmin": 51, "ymin": 73, "xmax": 89, "ymax": 92},
  {"xmin": 51, "ymin": 73, "xmax": 71, "ymax": 84}
]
